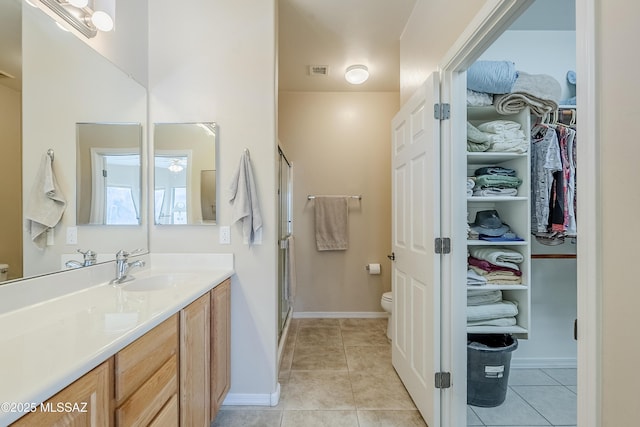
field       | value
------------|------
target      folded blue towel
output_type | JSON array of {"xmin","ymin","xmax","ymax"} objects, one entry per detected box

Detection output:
[{"xmin": 467, "ymin": 60, "xmax": 518, "ymax": 94}]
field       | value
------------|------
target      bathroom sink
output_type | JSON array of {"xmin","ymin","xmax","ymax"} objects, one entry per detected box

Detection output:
[{"xmin": 122, "ymin": 273, "xmax": 198, "ymax": 292}]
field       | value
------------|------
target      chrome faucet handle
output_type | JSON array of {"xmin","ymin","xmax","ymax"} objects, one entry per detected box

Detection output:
[{"xmin": 77, "ymin": 249, "xmax": 97, "ymax": 262}]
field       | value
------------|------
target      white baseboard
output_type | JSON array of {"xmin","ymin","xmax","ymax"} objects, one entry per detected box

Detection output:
[
  {"xmin": 511, "ymin": 357, "xmax": 577, "ymax": 369},
  {"xmin": 222, "ymin": 383, "xmax": 281, "ymax": 407},
  {"xmin": 293, "ymin": 311, "xmax": 388, "ymax": 319}
]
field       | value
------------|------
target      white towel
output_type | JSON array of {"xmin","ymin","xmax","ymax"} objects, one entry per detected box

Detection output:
[
  {"xmin": 477, "ymin": 120, "xmax": 522, "ymax": 134},
  {"xmin": 229, "ymin": 150, "xmax": 263, "ymax": 245},
  {"xmin": 467, "ymin": 300, "xmax": 518, "ymax": 322},
  {"xmin": 468, "ymin": 247, "xmax": 524, "ymax": 270},
  {"xmin": 467, "ymin": 317, "xmax": 517, "ymax": 327},
  {"xmin": 25, "ymin": 154, "xmax": 66, "ymax": 249}
]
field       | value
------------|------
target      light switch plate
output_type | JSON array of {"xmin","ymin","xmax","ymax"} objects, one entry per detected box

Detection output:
[
  {"xmin": 66, "ymin": 226, "xmax": 78, "ymax": 245},
  {"xmin": 219, "ymin": 226, "xmax": 231, "ymax": 244}
]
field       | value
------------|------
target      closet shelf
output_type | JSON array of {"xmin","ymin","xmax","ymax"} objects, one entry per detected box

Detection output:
[
  {"xmin": 467, "ymin": 284, "xmax": 528, "ymax": 291},
  {"xmin": 467, "ymin": 240, "xmax": 528, "ymax": 246},
  {"xmin": 467, "ymin": 325, "xmax": 528, "ymax": 334},
  {"xmin": 467, "ymin": 196, "xmax": 528, "ymax": 202},
  {"xmin": 467, "ymin": 152, "xmax": 527, "ymax": 164}
]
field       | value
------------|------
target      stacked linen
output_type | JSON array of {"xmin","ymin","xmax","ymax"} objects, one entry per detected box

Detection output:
[
  {"xmin": 468, "ymin": 255, "xmax": 522, "ymax": 285},
  {"xmin": 476, "ymin": 120, "xmax": 528, "ymax": 153},
  {"xmin": 494, "ymin": 71, "xmax": 562, "ymax": 118},
  {"xmin": 467, "ymin": 60, "xmax": 518, "ymax": 95},
  {"xmin": 467, "ymin": 122, "xmax": 490, "ymax": 152},
  {"xmin": 467, "ymin": 289, "xmax": 518, "ymax": 327},
  {"xmin": 473, "ymin": 166, "xmax": 521, "ymax": 197},
  {"xmin": 466, "ymin": 177, "xmax": 475, "ymax": 197}
]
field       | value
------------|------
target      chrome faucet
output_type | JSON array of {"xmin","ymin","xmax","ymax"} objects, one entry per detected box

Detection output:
[
  {"xmin": 110, "ymin": 249, "xmax": 145, "ymax": 284},
  {"xmin": 65, "ymin": 249, "xmax": 98, "ymax": 269}
]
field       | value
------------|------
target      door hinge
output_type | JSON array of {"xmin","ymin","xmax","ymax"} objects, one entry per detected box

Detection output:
[
  {"xmin": 434, "ymin": 103, "xmax": 450, "ymax": 120},
  {"xmin": 435, "ymin": 237, "xmax": 451, "ymax": 254},
  {"xmin": 435, "ymin": 372, "xmax": 451, "ymax": 389}
]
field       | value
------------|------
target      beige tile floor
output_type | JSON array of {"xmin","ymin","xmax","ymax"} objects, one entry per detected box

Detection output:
[{"xmin": 213, "ymin": 318, "xmax": 427, "ymax": 427}]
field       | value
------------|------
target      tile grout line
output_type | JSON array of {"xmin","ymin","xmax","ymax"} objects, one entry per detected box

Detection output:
[{"xmin": 508, "ymin": 384, "xmax": 555, "ymax": 426}]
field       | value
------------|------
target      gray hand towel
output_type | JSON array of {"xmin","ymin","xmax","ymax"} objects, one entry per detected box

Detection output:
[
  {"xmin": 25, "ymin": 154, "xmax": 66, "ymax": 248},
  {"xmin": 314, "ymin": 196, "xmax": 349, "ymax": 251},
  {"xmin": 229, "ymin": 150, "xmax": 263, "ymax": 245}
]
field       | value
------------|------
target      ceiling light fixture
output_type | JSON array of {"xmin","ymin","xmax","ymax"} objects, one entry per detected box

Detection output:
[
  {"xmin": 345, "ymin": 64, "xmax": 369, "ymax": 85},
  {"xmin": 168, "ymin": 160, "xmax": 184, "ymax": 173},
  {"xmin": 37, "ymin": 0, "xmax": 115, "ymax": 38}
]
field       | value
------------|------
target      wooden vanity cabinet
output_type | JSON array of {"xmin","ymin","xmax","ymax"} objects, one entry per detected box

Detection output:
[
  {"xmin": 210, "ymin": 278, "xmax": 231, "ymax": 418},
  {"xmin": 180, "ymin": 293, "xmax": 211, "ymax": 426},
  {"xmin": 10, "ymin": 279, "xmax": 230, "ymax": 427},
  {"xmin": 114, "ymin": 314, "xmax": 179, "ymax": 426},
  {"xmin": 11, "ymin": 359, "xmax": 112, "ymax": 427}
]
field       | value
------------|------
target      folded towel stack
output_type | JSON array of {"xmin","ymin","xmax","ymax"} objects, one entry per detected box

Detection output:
[
  {"xmin": 467, "ymin": 247, "xmax": 524, "ymax": 285},
  {"xmin": 472, "ymin": 165, "xmax": 522, "ymax": 197},
  {"xmin": 494, "ymin": 71, "xmax": 562, "ymax": 118},
  {"xmin": 466, "ymin": 177, "xmax": 475, "ymax": 197},
  {"xmin": 467, "ymin": 60, "xmax": 518, "ymax": 94},
  {"xmin": 471, "ymin": 119, "xmax": 529, "ymax": 154},
  {"xmin": 467, "ymin": 89, "xmax": 494, "ymax": 107}
]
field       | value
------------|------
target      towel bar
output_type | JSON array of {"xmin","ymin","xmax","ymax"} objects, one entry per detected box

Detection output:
[{"xmin": 307, "ymin": 195, "xmax": 361, "ymax": 200}]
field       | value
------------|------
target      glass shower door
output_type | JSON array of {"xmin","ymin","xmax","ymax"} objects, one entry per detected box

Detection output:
[{"xmin": 278, "ymin": 147, "xmax": 293, "ymax": 340}]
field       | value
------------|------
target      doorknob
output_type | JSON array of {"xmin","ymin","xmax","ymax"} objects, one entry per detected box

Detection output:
[{"xmin": 387, "ymin": 252, "xmax": 395, "ymax": 261}]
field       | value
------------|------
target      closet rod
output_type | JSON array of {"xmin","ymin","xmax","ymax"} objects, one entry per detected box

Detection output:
[
  {"xmin": 307, "ymin": 195, "xmax": 362, "ymax": 200},
  {"xmin": 531, "ymin": 254, "xmax": 576, "ymax": 259}
]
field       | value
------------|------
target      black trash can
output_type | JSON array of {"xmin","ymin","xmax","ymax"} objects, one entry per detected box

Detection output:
[{"xmin": 467, "ymin": 333, "xmax": 518, "ymax": 407}]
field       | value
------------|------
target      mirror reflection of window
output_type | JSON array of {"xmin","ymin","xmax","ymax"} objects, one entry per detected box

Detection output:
[
  {"xmin": 154, "ymin": 155, "xmax": 190, "ymax": 225},
  {"xmin": 153, "ymin": 123, "xmax": 217, "ymax": 225},
  {"xmin": 89, "ymin": 152, "xmax": 141, "ymax": 225}
]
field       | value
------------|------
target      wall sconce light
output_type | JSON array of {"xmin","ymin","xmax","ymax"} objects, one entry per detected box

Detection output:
[
  {"xmin": 345, "ymin": 65, "xmax": 369, "ymax": 85},
  {"xmin": 35, "ymin": 0, "xmax": 115, "ymax": 38}
]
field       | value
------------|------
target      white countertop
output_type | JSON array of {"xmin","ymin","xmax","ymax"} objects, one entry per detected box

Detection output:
[{"xmin": 0, "ymin": 254, "xmax": 233, "ymax": 425}]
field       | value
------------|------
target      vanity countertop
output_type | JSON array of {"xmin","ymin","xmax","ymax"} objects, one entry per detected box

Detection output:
[{"xmin": 0, "ymin": 259, "xmax": 233, "ymax": 425}]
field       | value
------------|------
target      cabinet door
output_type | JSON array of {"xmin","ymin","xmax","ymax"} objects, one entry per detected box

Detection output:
[
  {"xmin": 210, "ymin": 279, "xmax": 231, "ymax": 418},
  {"xmin": 12, "ymin": 360, "xmax": 112, "ymax": 427},
  {"xmin": 180, "ymin": 293, "xmax": 211, "ymax": 427}
]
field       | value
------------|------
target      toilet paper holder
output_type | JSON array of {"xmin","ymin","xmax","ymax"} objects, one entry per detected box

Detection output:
[{"xmin": 365, "ymin": 263, "xmax": 381, "ymax": 274}]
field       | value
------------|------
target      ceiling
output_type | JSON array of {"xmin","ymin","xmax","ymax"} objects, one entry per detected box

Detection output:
[
  {"xmin": 278, "ymin": 0, "xmax": 417, "ymax": 92},
  {"xmin": 278, "ymin": 0, "xmax": 576, "ymax": 93}
]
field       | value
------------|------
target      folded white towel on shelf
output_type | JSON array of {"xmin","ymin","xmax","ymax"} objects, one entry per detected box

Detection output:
[
  {"xmin": 467, "ymin": 300, "xmax": 518, "ymax": 321},
  {"xmin": 473, "ymin": 188, "xmax": 519, "ymax": 197},
  {"xmin": 229, "ymin": 150, "xmax": 263, "ymax": 245},
  {"xmin": 477, "ymin": 120, "xmax": 522, "ymax": 133},
  {"xmin": 24, "ymin": 154, "xmax": 66, "ymax": 249},
  {"xmin": 467, "ymin": 317, "xmax": 517, "ymax": 327},
  {"xmin": 467, "ymin": 289, "xmax": 502, "ymax": 306},
  {"xmin": 468, "ymin": 247, "xmax": 524, "ymax": 270}
]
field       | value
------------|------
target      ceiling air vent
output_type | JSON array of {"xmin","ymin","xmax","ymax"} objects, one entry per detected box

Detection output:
[
  {"xmin": 0, "ymin": 70, "xmax": 15, "ymax": 79},
  {"xmin": 308, "ymin": 65, "xmax": 329, "ymax": 77}
]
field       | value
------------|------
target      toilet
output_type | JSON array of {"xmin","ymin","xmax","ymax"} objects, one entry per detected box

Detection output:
[
  {"xmin": 0, "ymin": 264, "xmax": 8, "ymax": 282},
  {"xmin": 380, "ymin": 291, "xmax": 393, "ymax": 340}
]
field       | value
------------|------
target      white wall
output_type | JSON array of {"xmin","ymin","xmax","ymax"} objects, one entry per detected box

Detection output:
[
  {"xmin": 148, "ymin": 0, "xmax": 279, "ymax": 400},
  {"xmin": 479, "ymin": 30, "xmax": 576, "ymax": 102}
]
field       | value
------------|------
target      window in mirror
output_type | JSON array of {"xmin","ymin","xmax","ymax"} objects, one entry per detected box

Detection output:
[
  {"xmin": 154, "ymin": 123, "xmax": 217, "ymax": 225},
  {"xmin": 76, "ymin": 123, "xmax": 142, "ymax": 225}
]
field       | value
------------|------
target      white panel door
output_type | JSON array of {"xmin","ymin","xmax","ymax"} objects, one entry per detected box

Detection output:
[{"xmin": 391, "ymin": 73, "xmax": 441, "ymax": 426}]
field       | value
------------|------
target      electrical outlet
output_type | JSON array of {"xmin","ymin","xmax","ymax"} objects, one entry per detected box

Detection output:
[
  {"xmin": 219, "ymin": 226, "xmax": 231, "ymax": 244},
  {"xmin": 66, "ymin": 226, "xmax": 78, "ymax": 245}
]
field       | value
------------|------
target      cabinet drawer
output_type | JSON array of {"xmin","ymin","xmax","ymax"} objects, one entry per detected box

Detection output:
[
  {"xmin": 149, "ymin": 394, "xmax": 178, "ymax": 427},
  {"xmin": 116, "ymin": 354, "xmax": 178, "ymax": 426},
  {"xmin": 115, "ymin": 314, "xmax": 178, "ymax": 403}
]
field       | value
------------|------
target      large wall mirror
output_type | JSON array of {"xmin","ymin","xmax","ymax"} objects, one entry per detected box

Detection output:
[
  {"xmin": 154, "ymin": 123, "xmax": 217, "ymax": 225},
  {"xmin": 0, "ymin": 1, "xmax": 148, "ymax": 284}
]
